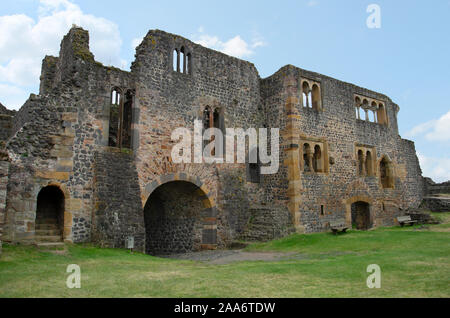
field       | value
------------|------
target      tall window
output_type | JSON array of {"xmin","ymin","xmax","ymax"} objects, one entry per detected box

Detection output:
[
  {"xmin": 303, "ymin": 143, "xmax": 311, "ymax": 172},
  {"xmin": 173, "ymin": 49, "xmax": 178, "ymax": 72},
  {"xmin": 109, "ymin": 88, "xmax": 121, "ymax": 147},
  {"xmin": 365, "ymin": 151, "xmax": 373, "ymax": 176},
  {"xmin": 109, "ymin": 87, "xmax": 133, "ymax": 149},
  {"xmin": 380, "ymin": 156, "xmax": 394, "ymax": 188},
  {"xmin": 180, "ymin": 47, "xmax": 185, "ymax": 73},
  {"xmin": 377, "ymin": 103, "xmax": 387, "ymax": 125},
  {"xmin": 247, "ymin": 147, "xmax": 260, "ymax": 183},
  {"xmin": 301, "ymin": 79, "xmax": 322, "ymax": 110},
  {"xmin": 313, "ymin": 145, "xmax": 323, "ymax": 172},
  {"xmin": 302, "ymin": 82, "xmax": 310, "ymax": 108},
  {"xmin": 311, "ymin": 84, "xmax": 322, "ymax": 110},
  {"xmin": 202, "ymin": 106, "xmax": 223, "ymax": 157},
  {"xmin": 358, "ymin": 150, "xmax": 364, "ymax": 176},
  {"xmin": 173, "ymin": 46, "xmax": 192, "ymax": 74}
]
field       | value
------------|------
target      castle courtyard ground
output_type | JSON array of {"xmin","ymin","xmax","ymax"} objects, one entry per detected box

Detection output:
[{"xmin": 0, "ymin": 212, "xmax": 449, "ymax": 298}]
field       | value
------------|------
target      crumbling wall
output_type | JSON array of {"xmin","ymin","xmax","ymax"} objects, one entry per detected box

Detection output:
[
  {"xmin": 4, "ymin": 26, "xmax": 135, "ymax": 244},
  {"xmin": 0, "ymin": 103, "xmax": 16, "ymax": 142}
]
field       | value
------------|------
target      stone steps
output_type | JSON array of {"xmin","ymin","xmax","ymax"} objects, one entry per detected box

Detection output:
[
  {"xmin": 35, "ymin": 218, "xmax": 63, "ymax": 244},
  {"xmin": 36, "ymin": 218, "xmax": 59, "ymax": 224},
  {"xmin": 35, "ymin": 235, "xmax": 62, "ymax": 243},
  {"xmin": 35, "ymin": 229, "xmax": 62, "ymax": 236},
  {"xmin": 35, "ymin": 242, "xmax": 65, "ymax": 249},
  {"xmin": 35, "ymin": 223, "xmax": 59, "ymax": 230}
]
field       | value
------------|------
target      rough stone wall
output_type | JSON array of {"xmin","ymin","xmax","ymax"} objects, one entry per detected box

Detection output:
[
  {"xmin": 132, "ymin": 30, "xmax": 266, "ymax": 247},
  {"xmin": 0, "ymin": 103, "xmax": 15, "ymax": 142},
  {"xmin": 424, "ymin": 178, "xmax": 450, "ymax": 195},
  {"xmin": 92, "ymin": 149, "xmax": 145, "ymax": 251},
  {"xmin": 261, "ymin": 66, "xmax": 423, "ymax": 233},
  {"xmin": 422, "ymin": 178, "xmax": 450, "ymax": 212},
  {"xmin": 3, "ymin": 27, "xmax": 135, "ymax": 245},
  {"xmin": 0, "ymin": 151, "xmax": 9, "ymax": 256}
]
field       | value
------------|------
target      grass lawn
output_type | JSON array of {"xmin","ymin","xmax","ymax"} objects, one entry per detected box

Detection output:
[{"xmin": 1, "ymin": 212, "xmax": 449, "ymax": 298}]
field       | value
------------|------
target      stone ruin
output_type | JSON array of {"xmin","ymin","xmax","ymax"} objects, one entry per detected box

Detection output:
[{"xmin": 0, "ymin": 26, "xmax": 425, "ymax": 255}]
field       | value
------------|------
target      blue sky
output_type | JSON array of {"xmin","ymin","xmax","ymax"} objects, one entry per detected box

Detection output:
[{"xmin": 0, "ymin": 0, "xmax": 449, "ymax": 181}]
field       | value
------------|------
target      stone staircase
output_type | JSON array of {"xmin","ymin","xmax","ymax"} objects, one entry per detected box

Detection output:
[
  {"xmin": 240, "ymin": 205, "xmax": 295, "ymax": 242},
  {"xmin": 35, "ymin": 218, "xmax": 64, "ymax": 248}
]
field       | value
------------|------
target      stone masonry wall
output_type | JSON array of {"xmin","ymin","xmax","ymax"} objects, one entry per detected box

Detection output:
[
  {"xmin": 260, "ymin": 65, "xmax": 423, "ymax": 233},
  {"xmin": 132, "ymin": 30, "xmax": 267, "ymax": 246},
  {"xmin": 93, "ymin": 149, "xmax": 145, "ymax": 251}
]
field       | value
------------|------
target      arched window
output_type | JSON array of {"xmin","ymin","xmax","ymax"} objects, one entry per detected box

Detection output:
[
  {"xmin": 365, "ymin": 151, "xmax": 373, "ymax": 176},
  {"xmin": 358, "ymin": 150, "xmax": 364, "ymax": 176},
  {"xmin": 109, "ymin": 87, "xmax": 133, "ymax": 149},
  {"xmin": 180, "ymin": 47, "xmax": 185, "ymax": 73},
  {"xmin": 313, "ymin": 145, "xmax": 322, "ymax": 172},
  {"xmin": 302, "ymin": 82, "xmax": 310, "ymax": 108},
  {"xmin": 109, "ymin": 88, "xmax": 121, "ymax": 147},
  {"xmin": 312, "ymin": 84, "xmax": 321, "ymax": 110},
  {"xmin": 121, "ymin": 90, "xmax": 133, "ymax": 149},
  {"xmin": 380, "ymin": 156, "xmax": 394, "ymax": 188}
]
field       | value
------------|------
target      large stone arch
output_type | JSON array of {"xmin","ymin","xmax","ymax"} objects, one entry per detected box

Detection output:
[{"xmin": 142, "ymin": 173, "xmax": 217, "ymax": 255}]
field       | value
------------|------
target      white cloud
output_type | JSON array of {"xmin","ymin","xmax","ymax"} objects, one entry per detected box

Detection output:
[
  {"xmin": 132, "ymin": 37, "xmax": 144, "ymax": 49},
  {"xmin": 417, "ymin": 152, "xmax": 450, "ymax": 183},
  {"xmin": 192, "ymin": 29, "xmax": 266, "ymax": 59},
  {"xmin": 406, "ymin": 110, "xmax": 450, "ymax": 142},
  {"xmin": 0, "ymin": 0, "xmax": 124, "ymax": 109},
  {"xmin": 0, "ymin": 84, "xmax": 30, "ymax": 109}
]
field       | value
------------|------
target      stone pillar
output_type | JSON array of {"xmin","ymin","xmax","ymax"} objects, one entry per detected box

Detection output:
[
  {"xmin": 361, "ymin": 153, "xmax": 367, "ymax": 176},
  {"xmin": 282, "ymin": 72, "xmax": 304, "ymax": 233}
]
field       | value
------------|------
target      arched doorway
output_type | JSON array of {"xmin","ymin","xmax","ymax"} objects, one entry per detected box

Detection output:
[
  {"xmin": 351, "ymin": 201, "xmax": 371, "ymax": 230},
  {"xmin": 35, "ymin": 186, "xmax": 65, "ymax": 243},
  {"xmin": 143, "ymin": 180, "xmax": 215, "ymax": 255}
]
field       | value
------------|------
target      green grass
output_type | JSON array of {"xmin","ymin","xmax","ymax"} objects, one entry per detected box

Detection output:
[{"xmin": 1, "ymin": 213, "xmax": 450, "ymax": 298}]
